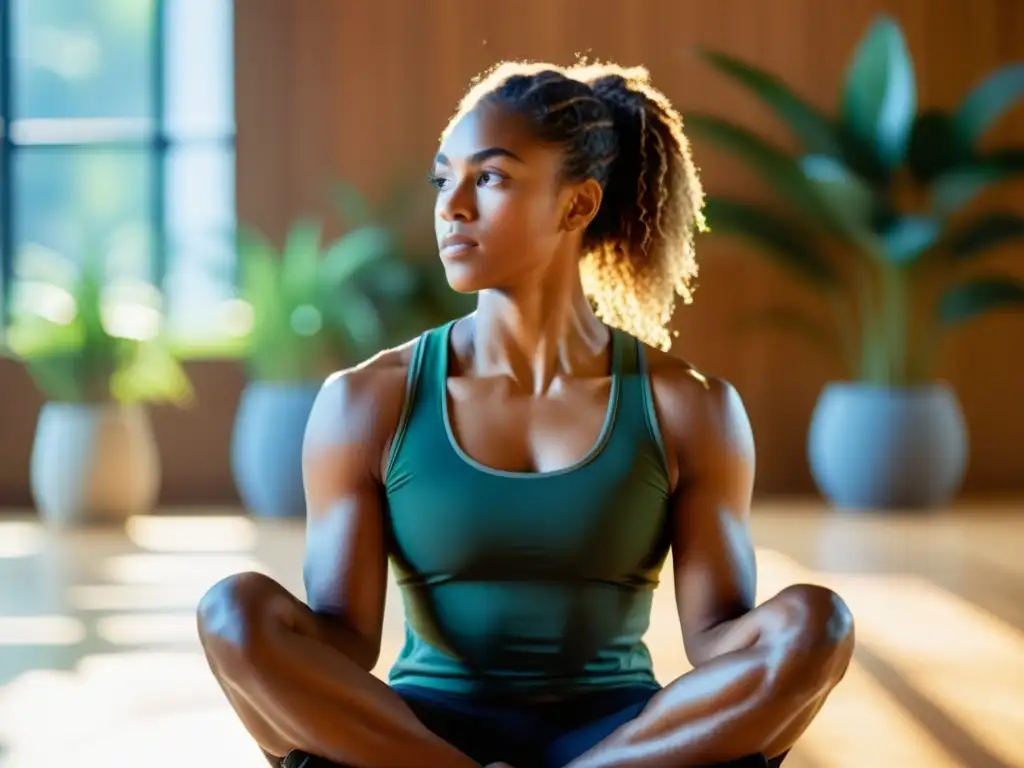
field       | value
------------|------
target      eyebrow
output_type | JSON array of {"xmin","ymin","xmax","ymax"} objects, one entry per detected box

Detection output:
[{"xmin": 434, "ymin": 147, "xmax": 524, "ymax": 167}]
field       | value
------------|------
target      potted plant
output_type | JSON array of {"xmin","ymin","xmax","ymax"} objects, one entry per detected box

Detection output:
[
  {"xmin": 230, "ymin": 219, "xmax": 393, "ymax": 517},
  {"xmin": 330, "ymin": 177, "xmax": 475, "ymax": 340},
  {"xmin": 688, "ymin": 15, "xmax": 1024, "ymax": 508},
  {"xmin": 5, "ymin": 257, "xmax": 193, "ymax": 526}
]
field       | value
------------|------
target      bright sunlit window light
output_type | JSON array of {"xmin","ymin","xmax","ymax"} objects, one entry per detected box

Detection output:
[{"xmin": 9, "ymin": 117, "xmax": 153, "ymax": 145}]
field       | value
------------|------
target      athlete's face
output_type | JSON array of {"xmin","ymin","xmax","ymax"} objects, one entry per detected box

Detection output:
[{"xmin": 431, "ymin": 102, "xmax": 598, "ymax": 293}]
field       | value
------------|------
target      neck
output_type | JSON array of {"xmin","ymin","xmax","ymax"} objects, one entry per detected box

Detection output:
[{"xmin": 469, "ymin": 256, "xmax": 609, "ymax": 392}]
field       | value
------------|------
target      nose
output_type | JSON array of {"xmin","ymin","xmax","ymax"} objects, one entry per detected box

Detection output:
[{"xmin": 437, "ymin": 176, "xmax": 477, "ymax": 223}]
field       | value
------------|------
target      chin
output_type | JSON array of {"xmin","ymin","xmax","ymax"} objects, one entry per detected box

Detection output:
[{"xmin": 441, "ymin": 260, "xmax": 497, "ymax": 294}]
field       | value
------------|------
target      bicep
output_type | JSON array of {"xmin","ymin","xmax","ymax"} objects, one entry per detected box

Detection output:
[
  {"xmin": 670, "ymin": 379, "xmax": 758, "ymax": 664},
  {"xmin": 301, "ymin": 373, "xmax": 390, "ymax": 659}
]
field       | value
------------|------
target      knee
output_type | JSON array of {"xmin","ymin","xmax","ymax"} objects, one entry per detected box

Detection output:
[
  {"xmin": 775, "ymin": 583, "xmax": 855, "ymax": 686},
  {"xmin": 197, "ymin": 571, "xmax": 283, "ymax": 659}
]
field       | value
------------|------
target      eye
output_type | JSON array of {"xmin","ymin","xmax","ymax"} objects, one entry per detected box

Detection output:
[
  {"xmin": 428, "ymin": 173, "xmax": 448, "ymax": 191},
  {"xmin": 477, "ymin": 171, "xmax": 505, "ymax": 187}
]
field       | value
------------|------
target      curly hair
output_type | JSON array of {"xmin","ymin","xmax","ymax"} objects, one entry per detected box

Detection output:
[{"xmin": 444, "ymin": 59, "xmax": 707, "ymax": 350}]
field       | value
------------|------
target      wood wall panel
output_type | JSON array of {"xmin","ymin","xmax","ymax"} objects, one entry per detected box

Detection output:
[
  {"xmin": 2, "ymin": 0, "xmax": 1022, "ymax": 508},
  {"xmin": 234, "ymin": 0, "xmax": 1024, "ymax": 496}
]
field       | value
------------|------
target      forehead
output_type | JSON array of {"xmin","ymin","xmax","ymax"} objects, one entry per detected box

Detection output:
[{"xmin": 438, "ymin": 102, "xmax": 557, "ymax": 166}]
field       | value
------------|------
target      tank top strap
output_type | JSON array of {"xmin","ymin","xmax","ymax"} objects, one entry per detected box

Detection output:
[
  {"xmin": 414, "ymin": 320, "xmax": 454, "ymax": 409},
  {"xmin": 382, "ymin": 321, "xmax": 452, "ymax": 484},
  {"xmin": 609, "ymin": 329, "xmax": 669, "ymax": 468}
]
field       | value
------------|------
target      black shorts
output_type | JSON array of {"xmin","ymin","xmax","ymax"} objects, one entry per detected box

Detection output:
[{"xmin": 394, "ymin": 684, "xmax": 789, "ymax": 768}]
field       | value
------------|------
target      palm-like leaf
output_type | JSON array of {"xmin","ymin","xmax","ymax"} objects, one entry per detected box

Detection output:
[
  {"xmin": 906, "ymin": 111, "xmax": 972, "ymax": 183},
  {"xmin": 695, "ymin": 14, "xmax": 1024, "ymax": 386},
  {"xmin": 930, "ymin": 149, "xmax": 1024, "ymax": 217},
  {"xmin": 685, "ymin": 114, "xmax": 850, "ymax": 238},
  {"xmin": 695, "ymin": 49, "xmax": 842, "ymax": 155},
  {"xmin": 702, "ymin": 197, "xmax": 838, "ymax": 288},
  {"xmin": 938, "ymin": 278, "xmax": 1024, "ymax": 325},
  {"xmin": 954, "ymin": 64, "xmax": 1024, "ymax": 146},
  {"xmin": 946, "ymin": 212, "xmax": 1024, "ymax": 259},
  {"xmin": 840, "ymin": 15, "xmax": 917, "ymax": 171},
  {"xmin": 732, "ymin": 306, "xmax": 848, "ymax": 370},
  {"xmin": 881, "ymin": 216, "xmax": 941, "ymax": 264}
]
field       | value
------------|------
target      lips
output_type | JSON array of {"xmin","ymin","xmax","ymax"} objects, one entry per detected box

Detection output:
[{"xmin": 440, "ymin": 233, "xmax": 478, "ymax": 254}]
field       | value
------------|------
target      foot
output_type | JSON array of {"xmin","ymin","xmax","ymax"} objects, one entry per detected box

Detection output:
[{"xmin": 282, "ymin": 751, "xmax": 347, "ymax": 768}]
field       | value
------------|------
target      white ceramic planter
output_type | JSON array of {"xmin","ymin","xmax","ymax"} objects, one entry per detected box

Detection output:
[
  {"xmin": 30, "ymin": 402, "xmax": 161, "ymax": 526},
  {"xmin": 807, "ymin": 382, "xmax": 968, "ymax": 510}
]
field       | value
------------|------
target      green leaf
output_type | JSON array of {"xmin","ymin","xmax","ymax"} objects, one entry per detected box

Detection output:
[
  {"xmin": 946, "ymin": 212, "xmax": 1024, "ymax": 260},
  {"xmin": 322, "ymin": 226, "xmax": 393, "ymax": 285},
  {"xmin": 731, "ymin": 306, "xmax": 841, "ymax": 362},
  {"xmin": 840, "ymin": 15, "xmax": 917, "ymax": 170},
  {"xmin": 323, "ymin": 283, "xmax": 386, "ymax": 357},
  {"xmin": 906, "ymin": 110, "xmax": 971, "ymax": 183},
  {"xmin": 938, "ymin": 277, "xmax": 1024, "ymax": 325},
  {"xmin": 332, "ymin": 180, "xmax": 373, "ymax": 228},
  {"xmin": 280, "ymin": 220, "xmax": 323, "ymax": 303},
  {"xmin": 685, "ymin": 114, "xmax": 845, "ymax": 234},
  {"xmin": 696, "ymin": 49, "xmax": 841, "ymax": 154},
  {"xmin": 111, "ymin": 341, "xmax": 194, "ymax": 406},
  {"xmin": 702, "ymin": 196, "xmax": 839, "ymax": 289},
  {"xmin": 799, "ymin": 155, "xmax": 879, "ymax": 249},
  {"xmin": 931, "ymin": 150, "xmax": 1024, "ymax": 216},
  {"xmin": 955, "ymin": 63, "xmax": 1024, "ymax": 146},
  {"xmin": 881, "ymin": 216, "xmax": 940, "ymax": 263}
]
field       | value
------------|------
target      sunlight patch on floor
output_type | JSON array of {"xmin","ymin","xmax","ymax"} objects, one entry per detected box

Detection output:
[
  {"xmin": 125, "ymin": 515, "xmax": 258, "ymax": 553},
  {"xmin": 758, "ymin": 549, "xmax": 1024, "ymax": 768},
  {"xmin": 0, "ymin": 522, "xmax": 44, "ymax": 559},
  {"xmin": 0, "ymin": 616, "xmax": 86, "ymax": 646},
  {"xmin": 0, "ymin": 652, "xmax": 265, "ymax": 767},
  {"xmin": 2, "ymin": 513, "xmax": 1022, "ymax": 768},
  {"xmin": 101, "ymin": 552, "xmax": 270, "ymax": 585}
]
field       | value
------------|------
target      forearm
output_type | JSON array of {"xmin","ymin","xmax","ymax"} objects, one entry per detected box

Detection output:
[{"xmin": 308, "ymin": 609, "xmax": 381, "ymax": 671}]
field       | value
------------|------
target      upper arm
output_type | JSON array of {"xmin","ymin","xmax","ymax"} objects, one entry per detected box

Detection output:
[
  {"xmin": 300, "ymin": 357, "xmax": 408, "ymax": 667},
  {"xmin": 659, "ymin": 373, "xmax": 758, "ymax": 666}
]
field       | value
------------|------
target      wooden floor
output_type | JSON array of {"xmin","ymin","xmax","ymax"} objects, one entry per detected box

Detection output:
[{"xmin": 0, "ymin": 501, "xmax": 1022, "ymax": 767}]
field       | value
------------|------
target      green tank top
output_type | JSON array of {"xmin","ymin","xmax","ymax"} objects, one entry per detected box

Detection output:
[{"xmin": 384, "ymin": 320, "xmax": 672, "ymax": 697}]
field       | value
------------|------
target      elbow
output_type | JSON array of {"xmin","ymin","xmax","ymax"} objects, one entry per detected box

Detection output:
[{"xmin": 310, "ymin": 607, "xmax": 382, "ymax": 672}]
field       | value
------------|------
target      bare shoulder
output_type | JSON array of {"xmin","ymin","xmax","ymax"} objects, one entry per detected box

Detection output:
[
  {"xmin": 641, "ymin": 343, "xmax": 754, "ymax": 484},
  {"xmin": 302, "ymin": 334, "xmax": 423, "ymax": 477}
]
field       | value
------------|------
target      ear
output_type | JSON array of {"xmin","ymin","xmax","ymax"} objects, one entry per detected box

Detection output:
[{"xmin": 562, "ymin": 178, "xmax": 603, "ymax": 233}]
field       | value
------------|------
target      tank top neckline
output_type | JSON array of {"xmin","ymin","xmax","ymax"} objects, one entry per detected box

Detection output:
[{"xmin": 437, "ymin": 319, "xmax": 624, "ymax": 480}]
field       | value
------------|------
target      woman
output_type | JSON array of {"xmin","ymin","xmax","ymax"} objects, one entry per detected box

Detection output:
[{"xmin": 198, "ymin": 60, "xmax": 855, "ymax": 768}]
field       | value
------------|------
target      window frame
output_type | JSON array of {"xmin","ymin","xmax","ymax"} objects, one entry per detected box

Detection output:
[{"xmin": 0, "ymin": 0, "xmax": 237, "ymax": 343}]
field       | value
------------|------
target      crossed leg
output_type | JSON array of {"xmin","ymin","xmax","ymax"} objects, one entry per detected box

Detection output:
[
  {"xmin": 196, "ymin": 571, "xmax": 479, "ymax": 768},
  {"xmin": 198, "ymin": 575, "xmax": 852, "ymax": 768}
]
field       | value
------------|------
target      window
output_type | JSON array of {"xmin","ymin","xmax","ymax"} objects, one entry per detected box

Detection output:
[{"xmin": 0, "ymin": 0, "xmax": 235, "ymax": 346}]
